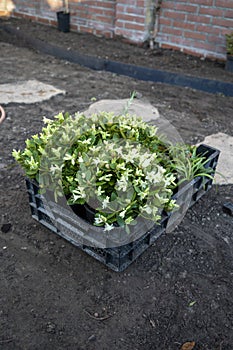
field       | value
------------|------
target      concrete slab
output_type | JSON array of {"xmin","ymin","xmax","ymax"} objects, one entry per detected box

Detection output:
[
  {"xmin": 83, "ymin": 98, "xmax": 160, "ymax": 121},
  {"xmin": 200, "ymin": 132, "xmax": 233, "ymax": 185},
  {"xmin": 0, "ymin": 80, "xmax": 65, "ymax": 104}
]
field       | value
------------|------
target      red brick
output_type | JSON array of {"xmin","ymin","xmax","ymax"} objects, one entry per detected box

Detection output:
[
  {"xmin": 173, "ymin": 21, "xmax": 196, "ymax": 31},
  {"xmin": 70, "ymin": 23, "xmax": 78, "ymax": 31},
  {"xmin": 215, "ymin": 0, "xmax": 233, "ymax": 9},
  {"xmin": 136, "ymin": 0, "xmax": 145, "ymax": 7},
  {"xmin": 94, "ymin": 16, "xmax": 114, "ymax": 24},
  {"xmin": 175, "ymin": 3, "xmax": 198, "ymax": 13},
  {"xmin": 163, "ymin": 10, "xmax": 186, "ymax": 20},
  {"xmin": 185, "ymin": 39, "xmax": 220, "ymax": 52},
  {"xmin": 196, "ymin": 24, "xmax": 220, "ymax": 35},
  {"xmin": 116, "ymin": 14, "xmax": 144, "ymax": 23},
  {"xmin": 84, "ymin": 1, "xmax": 115, "ymax": 9},
  {"xmin": 212, "ymin": 17, "xmax": 233, "ymax": 27},
  {"xmin": 159, "ymin": 35, "xmax": 185, "ymax": 45},
  {"xmin": 118, "ymin": 0, "xmax": 145, "ymax": 6},
  {"xmin": 117, "ymin": 0, "xmax": 144, "ymax": 6},
  {"xmin": 161, "ymin": 1, "xmax": 176, "ymax": 9},
  {"xmin": 94, "ymin": 29, "xmax": 113, "ymax": 38},
  {"xmin": 223, "ymin": 28, "xmax": 233, "ymax": 36},
  {"xmin": 37, "ymin": 17, "xmax": 50, "ymax": 24},
  {"xmin": 50, "ymin": 19, "xmax": 57, "ymax": 27},
  {"xmin": 79, "ymin": 25, "xmax": 94, "ymax": 34},
  {"xmin": 199, "ymin": 7, "xmax": 223, "ymax": 17},
  {"xmin": 184, "ymin": 31, "xmax": 207, "ymax": 41},
  {"xmin": 115, "ymin": 28, "xmax": 145, "ymax": 42},
  {"xmin": 188, "ymin": 0, "xmax": 213, "ymax": 4},
  {"xmin": 116, "ymin": 0, "xmax": 136, "ymax": 5},
  {"xmin": 87, "ymin": 8, "xmax": 114, "ymax": 16},
  {"xmin": 224, "ymin": 9, "xmax": 233, "ymax": 19},
  {"xmin": 207, "ymin": 35, "xmax": 224, "ymax": 45},
  {"xmin": 76, "ymin": 13, "xmax": 91, "ymax": 20},
  {"xmin": 115, "ymin": 21, "xmax": 124, "ymax": 29},
  {"xmin": 11, "ymin": 12, "xmax": 22, "ymax": 18},
  {"xmin": 161, "ymin": 27, "xmax": 183, "ymax": 36},
  {"xmin": 161, "ymin": 43, "xmax": 223, "ymax": 60},
  {"xmin": 182, "ymin": 47, "xmax": 203, "ymax": 57},
  {"xmin": 159, "ymin": 18, "xmax": 172, "ymax": 27},
  {"xmin": 160, "ymin": 42, "xmax": 177, "ymax": 50},
  {"xmin": 16, "ymin": 13, "xmax": 37, "ymax": 21},
  {"xmin": 125, "ymin": 6, "xmax": 144, "ymax": 16},
  {"xmin": 187, "ymin": 14, "xmax": 211, "ymax": 24},
  {"xmin": 123, "ymin": 22, "xmax": 145, "ymax": 31},
  {"xmin": 116, "ymin": 5, "xmax": 126, "ymax": 14}
]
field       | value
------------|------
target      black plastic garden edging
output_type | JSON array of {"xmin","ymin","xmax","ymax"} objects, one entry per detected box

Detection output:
[{"xmin": 1, "ymin": 23, "xmax": 233, "ymax": 97}]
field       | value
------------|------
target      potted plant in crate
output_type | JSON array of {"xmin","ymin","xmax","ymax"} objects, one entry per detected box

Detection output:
[
  {"xmin": 57, "ymin": 0, "xmax": 70, "ymax": 33},
  {"xmin": 225, "ymin": 33, "xmax": 233, "ymax": 72},
  {"xmin": 12, "ymin": 105, "xmax": 220, "ymax": 271}
]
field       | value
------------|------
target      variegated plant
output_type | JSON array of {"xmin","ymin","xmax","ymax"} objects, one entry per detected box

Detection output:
[{"xmin": 13, "ymin": 110, "xmax": 213, "ymax": 231}]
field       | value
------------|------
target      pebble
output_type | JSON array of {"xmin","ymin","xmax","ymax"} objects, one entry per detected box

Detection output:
[
  {"xmin": 46, "ymin": 322, "xmax": 56, "ymax": 333},
  {"xmin": 88, "ymin": 335, "xmax": 96, "ymax": 342},
  {"xmin": 223, "ymin": 202, "xmax": 233, "ymax": 216}
]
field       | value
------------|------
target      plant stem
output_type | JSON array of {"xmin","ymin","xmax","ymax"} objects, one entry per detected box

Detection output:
[{"xmin": 64, "ymin": 0, "xmax": 69, "ymax": 13}]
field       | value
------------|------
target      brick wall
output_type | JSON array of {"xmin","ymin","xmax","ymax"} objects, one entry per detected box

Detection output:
[
  {"xmin": 10, "ymin": 0, "xmax": 117, "ymax": 38},
  {"xmin": 10, "ymin": 0, "xmax": 150, "ymax": 40},
  {"xmin": 3, "ymin": 0, "xmax": 233, "ymax": 60},
  {"xmin": 115, "ymin": 0, "xmax": 148, "ymax": 42},
  {"xmin": 157, "ymin": 0, "xmax": 233, "ymax": 59},
  {"xmin": 71, "ymin": 0, "xmax": 116, "ymax": 38}
]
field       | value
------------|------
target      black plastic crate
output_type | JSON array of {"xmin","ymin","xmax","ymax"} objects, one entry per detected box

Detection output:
[{"xmin": 25, "ymin": 144, "xmax": 220, "ymax": 271}]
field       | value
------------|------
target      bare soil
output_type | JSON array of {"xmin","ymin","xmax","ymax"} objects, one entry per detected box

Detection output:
[
  {"xmin": 0, "ymin": 17, "xmax": 233, "ymax": 350},
  {"xmin": 1, "ymin": 17, "xmax": 233, "ymax": 83}
]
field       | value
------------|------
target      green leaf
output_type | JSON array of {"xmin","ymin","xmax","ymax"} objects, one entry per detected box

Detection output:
[
  {"xmin": 188, "ymin": 301, "xmax": 196, "ymax": 307},
  {"xmin": 86, "ymin": 170, "xmax": 92, "ymax": 181},
  {"xmin": 125, "ymin": 225, "xmax": 130, "ymax": 234},
  {"xmin": 116, "ymin": 216, "xmax": 125, "ymax": 227},
  {"xmin": 110, "ymin": 162, "xmax": 116, "ymax": 170},
  {"xmin": 110, "ymin": 192, "xmax": 118, "ymax": 201}
]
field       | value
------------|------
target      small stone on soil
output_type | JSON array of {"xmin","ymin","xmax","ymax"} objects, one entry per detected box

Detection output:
[
  {"xmin": 88, "ymin": 335, "xmax": 96, "ymax": 342},
  {"xmin": 223, "ymin": 202, "xmax": 233, "ymax": 216}
]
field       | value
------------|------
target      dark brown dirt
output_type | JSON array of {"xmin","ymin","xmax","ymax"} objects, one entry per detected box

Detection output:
[
  {"xmin": 1, "ymin": 17, "xmax": 233, "ymax": 83},
  {"xmin": 0, "ymin": 17, "xmax": 233, "ymax": 350}
]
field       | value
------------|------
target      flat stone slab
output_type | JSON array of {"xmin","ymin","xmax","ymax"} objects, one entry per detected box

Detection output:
[
  {"xmin": 0, "ymin": 80, "xmax": 65, "ymax": 104},
  {"xmin": 84, "ymin": 98, "xmax": 160, "ymax": 122},
  {"xmin": 200, "ymin": 132, "xmax": 233, "ymax": 185}
]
